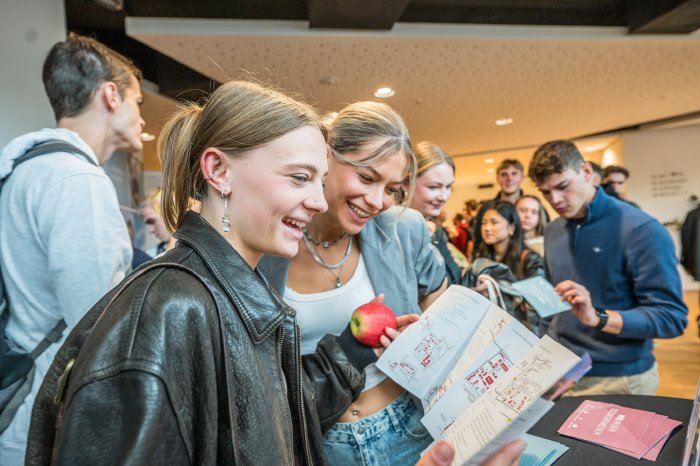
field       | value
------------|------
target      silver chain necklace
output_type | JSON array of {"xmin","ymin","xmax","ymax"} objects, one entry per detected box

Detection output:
[
  {"xmin": 302, "ymin": 227, "xmax": 349, "ymax": 248},
  {"xmin": 302, "ymin": 234, "xmax": 353, "ymax": 288}
]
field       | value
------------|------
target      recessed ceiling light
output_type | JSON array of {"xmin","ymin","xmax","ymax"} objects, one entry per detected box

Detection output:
[
  {"xmin": 140, "ymin": 132, "xmax": 156, "ymax": 142},
  {"xmin": 486, "ymin": 168, "xmax": 494, "ymax": 173},
  {"xmin": 485, "ymin": 158, "xmax": 495, "ymax": 164},
  {"xmin": 495, "ymin": 118, "xmax": 513, "ymax": 126},
  {"xmin": 374, "ymin": 87, "xmax": 395, "ymax": 98}
]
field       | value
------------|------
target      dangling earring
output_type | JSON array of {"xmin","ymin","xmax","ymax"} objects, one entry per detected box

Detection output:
[{"xmin": 220, "ymin": 189, "xmax": 230, "ymax": 232}]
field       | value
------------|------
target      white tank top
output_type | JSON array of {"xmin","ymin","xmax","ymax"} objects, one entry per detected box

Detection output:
[{"xmin": 284, "ymin": 254, "xmax": 388, "ymax": 391}]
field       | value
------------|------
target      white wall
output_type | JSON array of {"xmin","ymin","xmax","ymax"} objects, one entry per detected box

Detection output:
[
  {"xmin": 623, "ymin": 124, "xmax": 700, "ymax": 290},
  {"xmin": 0, "ymin": 0, "xmax": 66, "ymax": 146},
  {"xmin": 623, "ymin": 124, "xmax": 700, "ymax": 225}
]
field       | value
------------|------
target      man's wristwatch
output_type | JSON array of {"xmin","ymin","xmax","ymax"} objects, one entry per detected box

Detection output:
[{"xmin": 594, "ymin": 308, "xmax": 608, "ymax": 330}]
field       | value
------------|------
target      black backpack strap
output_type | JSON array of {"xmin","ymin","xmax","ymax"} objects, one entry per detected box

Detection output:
[
  {"xmin": 0, "ymin": 140, "xmax": 94, "ymax": 357},
  {"xmin": 29, "ymin": 319, "xmax": 67, "ymax": 360},
  {"xmin": 0, "ymin": 140, "xmax": 97, "ymax": 190}
]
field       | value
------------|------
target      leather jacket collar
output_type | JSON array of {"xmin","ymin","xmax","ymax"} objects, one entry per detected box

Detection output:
[{"xmin": 173, "ymin": 211, "xmax": 287, "ymax": 342}]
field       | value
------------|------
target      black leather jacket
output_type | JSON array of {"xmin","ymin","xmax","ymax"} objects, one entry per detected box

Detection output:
[{"xmin": 26, "ymin": 212, "xmax": 373, "ymax": 465}]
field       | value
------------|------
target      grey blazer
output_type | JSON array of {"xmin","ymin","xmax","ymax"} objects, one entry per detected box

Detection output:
[{"xmin": 259, "ymin": 206, "xmax": 447, "ymax": 317}]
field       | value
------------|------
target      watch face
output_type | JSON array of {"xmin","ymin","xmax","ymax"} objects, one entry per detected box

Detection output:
[{"xmin": 595, "ymin": 310, "xmax": 608, "ymax": 329}]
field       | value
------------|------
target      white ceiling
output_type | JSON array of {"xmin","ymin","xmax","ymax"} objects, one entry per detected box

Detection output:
[{"xmin": 129, "ymin": 18, "xmax": 700, "ymax": 196}]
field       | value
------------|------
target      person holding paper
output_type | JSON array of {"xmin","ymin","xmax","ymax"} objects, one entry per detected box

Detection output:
[
  {"xmin": 417, "ymin": 439, "xmax": 527, "ymax": 466},
  {"xmin": 473, "ymin": 200, "xmax": 545, "ymax": 331},
  {"xmin": 528, "ymin": 140, "xmax": 688, "ymax": 396},
  {"xmin": 475, "ymin": 201, "xmax": 544, "ymax": 281},
  {"xmin": 259, "ymin": 101, "xmax": 448, "ymax": 465},
  {"xmin": 25, "ymin": 81, "xmax": 398, "ymax": 465}
]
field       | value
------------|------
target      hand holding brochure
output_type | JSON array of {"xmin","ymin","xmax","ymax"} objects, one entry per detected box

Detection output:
[
  {"xmin": 510, "ymin": 276, "xmax": 571, "ymax": 318},
  {"xmin": 376, "ymin": 285, "xmax": 583, "ymax": 465}
]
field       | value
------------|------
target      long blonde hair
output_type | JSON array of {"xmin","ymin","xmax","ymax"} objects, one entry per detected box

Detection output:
[
  {"xmin": 328, "ymin": 101, "xmax": 416, "ymax": 204},
  {"xmin": 414, "ymin": 141, "xmax": 454, "ymax": 177},
  {"xmin": 157, "ymin": 81, "xmax": 325, "ymax": 231}
]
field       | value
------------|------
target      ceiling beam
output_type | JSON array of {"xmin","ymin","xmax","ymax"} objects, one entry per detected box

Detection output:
[
  {"xmin": 628, "ymin": 0, "xmax": 700, "ymax": 34},
  {"xmin": 308, "ymin": 0, "xmax": 409, "ymax": 29}
]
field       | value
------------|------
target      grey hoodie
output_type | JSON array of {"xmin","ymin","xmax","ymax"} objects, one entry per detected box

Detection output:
[{"xmin": 0, "ymin": 128, "xmax": 131, "ymax": 464}]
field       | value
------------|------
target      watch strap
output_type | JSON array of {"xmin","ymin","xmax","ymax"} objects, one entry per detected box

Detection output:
[{"xmin": 594, "ymin": 308, "xmax": 608, "ymax": 330}]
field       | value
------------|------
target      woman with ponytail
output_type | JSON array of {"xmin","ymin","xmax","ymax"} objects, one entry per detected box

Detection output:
[{"xmin": 27, "ymin": 81, "xmax": 383, "ymax": 465}]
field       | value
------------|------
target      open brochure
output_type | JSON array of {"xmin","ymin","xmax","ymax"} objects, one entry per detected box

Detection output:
[{"xmin": 376, "ymin": 285, "xmax": 582, "ymax": 466}]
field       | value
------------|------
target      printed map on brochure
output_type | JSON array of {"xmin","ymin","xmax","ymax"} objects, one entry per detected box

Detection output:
[
  {"xmin": 376, "ymin": 285, "xmax": 493, "ymax": 400},
  {"xmin": 376, "ymin": 285, "xmax": 582, "ymax": 466}
]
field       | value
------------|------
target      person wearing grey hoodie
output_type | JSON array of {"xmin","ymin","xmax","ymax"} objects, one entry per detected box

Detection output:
[{"xmin": 0, "ymin": 33, "xmax": 143, "ymax": 464}]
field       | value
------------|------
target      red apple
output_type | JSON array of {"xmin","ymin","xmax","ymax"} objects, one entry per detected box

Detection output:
[{"xmin": 350, "ymin": 302, "xmax": 397, "ymax": 347}]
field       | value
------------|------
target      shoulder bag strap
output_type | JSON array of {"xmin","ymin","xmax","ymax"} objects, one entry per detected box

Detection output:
[
  {"xmin": 12, "ymin": 141, "xmax": 97, "ymax": 169},
  {"xmin": 0, "ymin": 140, "xmax": 96, "ymax": 190},
  {"xmin": 1, "ymin": 140, "xmax": 96, "ymax": 359}
]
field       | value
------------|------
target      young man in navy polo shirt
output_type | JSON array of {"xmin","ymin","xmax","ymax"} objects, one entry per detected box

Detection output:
[{"xmin": 528, "ymin": 140, "xmax": 687, "ymax": 395}]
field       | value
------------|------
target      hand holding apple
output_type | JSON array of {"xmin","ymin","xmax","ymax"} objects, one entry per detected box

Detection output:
[{"xmin": 350, "ymin": 302, "xmax": 397, "ymax": 347}]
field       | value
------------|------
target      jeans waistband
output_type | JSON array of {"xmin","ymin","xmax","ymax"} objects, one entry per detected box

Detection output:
[{"xmin": 323, "ymin": 392, "xmax": 417, "ymax": 443}]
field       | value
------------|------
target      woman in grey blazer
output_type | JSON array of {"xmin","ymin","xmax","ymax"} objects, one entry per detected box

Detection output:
[{"xmin": 260, "ymin": 101, "xmax": 448, "ymax": 465}]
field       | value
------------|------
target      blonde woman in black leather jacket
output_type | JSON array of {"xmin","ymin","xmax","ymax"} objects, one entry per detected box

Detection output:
[{"xmin": 26, "ymin": 81, "xmax": 380, "ymax": 466}]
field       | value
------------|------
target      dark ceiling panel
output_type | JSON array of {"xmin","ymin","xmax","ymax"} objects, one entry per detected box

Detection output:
[
  {"xmin": 628, "ymin": 0, "xmax": 700, "ymax": 33},
  {"xmin": 401, "ymin": 0, "xmax": 627, "ymax": 25},
  {"xmin": 123, "ymin": 0, "xmax": 308, "ymax": 20},
  {"xmin": 308, "ymin": 0, "xmax": 410, "ymax": 29}
]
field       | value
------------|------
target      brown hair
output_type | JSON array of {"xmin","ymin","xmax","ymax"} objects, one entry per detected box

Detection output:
[
  {"xmin": 496, "ymin": 159, "xmax": 523, "ymax": 174},
  {"xmin": 528, "ymin": 140, "xmax": 584, "ymax": 185},
  {"xmin": 414, "ymin": 141, "xmax": 455, "ymax": 177},
  {"xmin": 516, "ymin": 195, "xmax": 548, "ymax": 236},
  {"xmin": 158, "ymin": 81, "xmax": 325, "ymax": 231},
  {"xmin": 43, "ymin": 32, "xmax": 142, "ymax": 120},
  {"xmin": 328, "ymin": 101, "xmax": 416, "ymax": 204},
  {"xmin": 603, "ymin": 165, "xmax": 630, "ymax": 179}
]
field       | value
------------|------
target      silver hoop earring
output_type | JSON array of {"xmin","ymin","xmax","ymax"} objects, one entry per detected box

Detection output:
[{"xmin": 220, "ymin": 189, "xmax": 230, "ymax": 232}]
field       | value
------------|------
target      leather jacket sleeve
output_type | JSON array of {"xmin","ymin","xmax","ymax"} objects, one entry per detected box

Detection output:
[
  {"xmin": 52, "ymin": 371, "xmax": 190, "ymax": 465},
  {"xmin": 522, "ymin": 250, "xmax": 545, "ymax": 279},
  {"xmin": 302, "ymin": 326, "xmax": 376, "ymax": 431}
]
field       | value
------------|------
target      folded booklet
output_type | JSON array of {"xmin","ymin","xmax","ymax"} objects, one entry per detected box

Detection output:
[
  {"xmin": 519, "ymin": 433, "xmax": 569, "ymax": 466},
  {"xmin": 510, "ymin": 276, "xmax": 571, "ymax": 318},
  {"xmin": 376, "ymin": 285, "xmax": 584, "ymax": 465}
]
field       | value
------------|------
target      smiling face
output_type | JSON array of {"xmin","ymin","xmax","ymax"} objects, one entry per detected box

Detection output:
[
  {"xmin": 323, "ymin": 137, "xmax": 408, "ymax": 235},
  {"xmin": 410, "ymin": 162, "xmax": 454, "ymax": 219},
  {"xmin": 516, "ymin": 197, "xmax": 540, "ymax": 234},
  {"xmin": 481, "ymin": 208, "xmax": 514, "ymax": 246},
  {"xmin": 497, "ymin": 165, "xmax": 524, "ymax": 196},
  {"xmin": 110, "ymin": 75, "xmax": 145, "ymax": 154},
  {"xmin": 535, "ymin": 164, "xmax": 596, "ymax": 220},
  {"xmin": 223, "ymin": 125, "xmax": 328, "ymax": 265}
]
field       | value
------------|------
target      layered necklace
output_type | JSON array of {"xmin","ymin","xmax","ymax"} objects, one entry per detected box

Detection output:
[{"xmin": 302, "ymin": 228, "xmax": 353, "ymax": 288}]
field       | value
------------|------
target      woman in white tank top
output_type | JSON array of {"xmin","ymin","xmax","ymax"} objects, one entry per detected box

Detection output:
[{"xmin": 283, "ymin": 101, "xmax": 449, "ymax": 465}]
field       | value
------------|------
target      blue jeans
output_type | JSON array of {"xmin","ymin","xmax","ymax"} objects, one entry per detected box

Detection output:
[{"xmin": 322, "ymin": 392, "xmax": 433, "ymax": 466}]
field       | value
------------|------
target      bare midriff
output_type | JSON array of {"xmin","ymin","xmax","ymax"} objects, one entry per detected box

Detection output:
[{"xmin": 337, "ymin": 377, "xmax": 405, "ymax": 422}]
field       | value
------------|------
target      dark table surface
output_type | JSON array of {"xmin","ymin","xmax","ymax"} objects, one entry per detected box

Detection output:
[{"xmin": 527, "ymin": 394, "xmax": 692, "ymax": 465}]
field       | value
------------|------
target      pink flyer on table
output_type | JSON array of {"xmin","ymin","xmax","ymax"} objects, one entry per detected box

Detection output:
[{"xmin": 557, "ymin": 400, "xmax": 655, "ymax": 452}]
